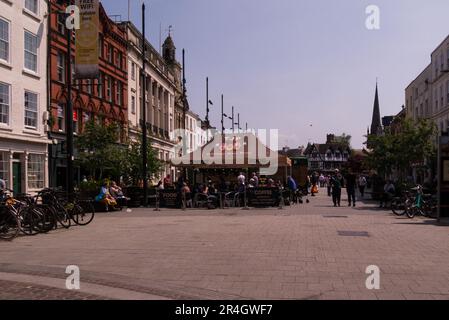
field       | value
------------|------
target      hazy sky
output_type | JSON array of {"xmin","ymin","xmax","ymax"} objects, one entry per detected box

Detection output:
[{"xmin": 102, "ymin": 0, "xmax": 449, "ymax": 149}]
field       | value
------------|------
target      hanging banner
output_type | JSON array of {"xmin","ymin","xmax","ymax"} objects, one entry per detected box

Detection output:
[{"xmin": 75, "ymin": 0, "xmax": 100, "ymax": 79}]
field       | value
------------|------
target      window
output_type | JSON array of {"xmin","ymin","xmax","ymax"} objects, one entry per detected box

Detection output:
[
  {"xmin": 27, "ymin": 154, "xmax": 44, "ymax": 189},
  {"xmin": 24, "ymin": 90, "xmax": 38, "ymax": 128},
  {"xmin": 86, "ymin": 79, "xmax": 92, "ymax": 95},
  {"xmin": 131, "ymin": 95, "xmax": 136, "ymax": 114},
  {"xmin": 0, "ymin": 151, "xmax": 8, "ymax": 187},
  {"xmin": 0, "ymin": 82, "xmax": 9, "ymax": 124},
  {"xmin": 98, "ymin": 74, "xmax": 103, "ymax": 98},
  {"xmin": 441, "ymin": 85, "xmax": 444, "ymax": 107},
  {"xmin": 24, "ymin": 0, "xmax": 38, "ymax": 15},
  {"xmin": 0, "ymin": 18, "xmax": 9, "ymax": 62},
  {"xmin": 24, "ymin": 31, "xmax": 38, "ymax": 72},
  {"xmin": 57, "ymin": 12, "xmax": 65, "ymax": 35},
  {"xmin": 105, "ymin": 75, "xmax": 112, "ymax": 102},
  {"xmin": 435, "ymin": 89, "xmax": 439, "ymax": 111},
  {"xmin": 107, "ymin": 45, "xmax": 113, "ymax": 63},
  {"xmin": 116, "ymin": 52, "xmax": 122, "ymax": 69},
  {"xmin": 131, "ymin": 62, "xmax": 135, "ymax": 80},
  {"xmin": 57, "ymin": 104, "xmax": 65, "ymax": 131},
  {"xmin": 447, "ymin": 81, "xmax": 449, "ymax": 106},
  {"xmin": 116, "ymin": 81, "xmax": 122, "ymax": 105},
  {"xmin": 57, "ymin": 52, "xmax": 65, "ymax": 83}
]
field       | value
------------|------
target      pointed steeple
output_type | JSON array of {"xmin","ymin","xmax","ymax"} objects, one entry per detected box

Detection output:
[{"xmin": 370, "ymin": 81, "xmax": 382, "ymax": 136}]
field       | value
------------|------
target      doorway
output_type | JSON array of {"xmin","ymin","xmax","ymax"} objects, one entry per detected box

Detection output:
[{"xmin": 12, "ymin": 162, "xmax": 22, "ymax": 195}]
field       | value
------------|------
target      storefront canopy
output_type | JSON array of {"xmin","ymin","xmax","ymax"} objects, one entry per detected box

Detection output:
[{"xmin": 172, "ymin": 133, "xmax": 291, "ymax": 170}]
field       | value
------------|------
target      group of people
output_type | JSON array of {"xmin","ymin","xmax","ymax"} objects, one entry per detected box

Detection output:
[
  {"xmin": 95, "ymin": 181, "xmax": 126, "ymax": 211},
  {"xmin": 306, "ymin": 170, "xmax": 368, "ymax": 207}
]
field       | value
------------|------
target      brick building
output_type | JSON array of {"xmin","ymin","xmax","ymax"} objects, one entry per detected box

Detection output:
[{"xmin": 47, "ymin": 0, "xmax": 128, "ymax": 188}]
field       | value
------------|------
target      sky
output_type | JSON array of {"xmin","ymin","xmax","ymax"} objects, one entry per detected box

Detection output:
[{"xmin": 102, "ymin": 0, "xmax": 449, "ymax": 149}]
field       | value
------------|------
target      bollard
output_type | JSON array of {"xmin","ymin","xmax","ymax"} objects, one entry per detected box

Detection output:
[
  {"xmin": 154, "ymin": 190, "xmax": 161, "ymax": 212},
  {"xmin": 242, "ymin": 185, "xmax": 250, "ymax": 210},
  {"xmin": 278, "ymin": 189, "xmax": 285, "ymax": 210}
]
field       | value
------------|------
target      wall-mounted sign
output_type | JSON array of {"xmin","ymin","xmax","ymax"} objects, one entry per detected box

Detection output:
[{"xmin": 75, "ymin": 0, "xmax": 100, "ymax": 79}]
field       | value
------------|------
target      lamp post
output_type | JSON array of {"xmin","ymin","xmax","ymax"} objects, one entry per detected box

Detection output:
[
  {"xmin": 65, "ymin": 2, "xmax": 74, "ymax": 197},
  {"xmin": 221, "ymin": 94, "xmax": 225, "ymax": 134},
  {"xmin": 141, "ymin": 3, "xmax": 149, "ymax": 206}
]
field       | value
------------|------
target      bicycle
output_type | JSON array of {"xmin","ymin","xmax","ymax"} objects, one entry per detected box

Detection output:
[
  {"xmin": 0, "ymin": 190, "xmax": 20, "ymax": 241},
  {"xmin": 405, "ymin": 185, "xmax": 437, "ymax": 219}
]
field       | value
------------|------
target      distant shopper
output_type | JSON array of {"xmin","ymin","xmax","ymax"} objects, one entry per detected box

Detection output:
[
  {"xmin": 331, "ymin": 169, "xmax": 344, "ymax": 207},
  {"xmin": 380, "ymin": 180, "xmax": 396, "ymax": 208},
  {"xmin": 358, "ymin": 175, "xmax": 367, "ymax": 198},
  {"xmin": 325, "ymin": 175, "xmax": 332, "ymax": 196},
  {"xmin": 311, "ymin": 172, "xmax": 318, "ymax": 196},
  {"xmin": 237, "ymin": 172, "xmax": 246, "ymax": 192},
  {"xmin": 163, "ymin": 175, "xmax": 172, "ymax": 188},
  {"xmin": 345, "ymin": 171, "xmax": 357, "ymax": 207},
  {"xmin": 252, "ymin": 172, "xmax": 259, "ymax": 187}
]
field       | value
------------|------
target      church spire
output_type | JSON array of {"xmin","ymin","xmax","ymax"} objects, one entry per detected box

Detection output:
[{"xmin": 370, "ymin": 81, "xmax": 382, "ymax": 136}]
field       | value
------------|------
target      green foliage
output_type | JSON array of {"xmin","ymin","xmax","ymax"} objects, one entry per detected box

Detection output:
[
  {"xmin": 122, "ymin": 140, "xmax": 163, "ymax": 186},
  {"xmin": 334, "ymin": 133, "xmax": 352, "ymax": 148},
  {"xmin": 75, "ymin": 121, "xmax": 164, "ymax": 185},
  {"xmin": 75, "ymin": 120, "xmax": 126, "ymax": 180},
  {"xmin": 365, "ymin": 118, "xmax": 437, "ymax": 180}
]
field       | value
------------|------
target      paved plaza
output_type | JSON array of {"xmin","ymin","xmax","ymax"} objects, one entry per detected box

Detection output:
[{"xmin": 0, "ymin": 190, "xmax": 449, "ymax": 300}]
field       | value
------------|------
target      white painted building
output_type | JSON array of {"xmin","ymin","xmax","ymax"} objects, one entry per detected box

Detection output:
[
  {"xmin": 121, "ymin": 22, "xmax": 179, "ymax": 182},
  {"xmin": 405, "ymin": 35, "xmax": 449, "ymax": 135},
  {"xmin": 0, "ymin": 0, "xmax": 50, "ymax": 194}
]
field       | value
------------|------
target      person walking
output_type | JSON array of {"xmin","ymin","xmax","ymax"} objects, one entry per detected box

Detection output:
[
  {"xmin": 331, "ymin": 169, "xmax": 344, "ymax": 207},
  {"xmin": 358, "ymin": 175, "xmax": 367, "ymax": 198},
  {"xmin": 325, "ymin": 175, "xmax": 331, "ymax": 196},
  {"xmin": 311, "ymin": 172, "xmax": 318, "ymax": 197},
  {"xmin": 345, "ymin": 170, "xmax": 357, "ymax": 207}
]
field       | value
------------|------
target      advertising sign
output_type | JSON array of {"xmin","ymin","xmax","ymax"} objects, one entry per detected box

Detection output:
[{"xmin": 75, "ymin": 0, "xmax": 100, "ymax": 79}]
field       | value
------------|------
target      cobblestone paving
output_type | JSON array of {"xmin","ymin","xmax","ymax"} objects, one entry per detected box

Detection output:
[
  {"xmin": 0, "ymin": 190, "xmax": 449, "ymax": 300},
  {"xmin": 0, "ymin": 279, "xmax": 107, "ymax": 300}
]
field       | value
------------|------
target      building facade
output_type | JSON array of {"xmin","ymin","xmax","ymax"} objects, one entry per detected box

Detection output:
[
  {"xmin": 304, "ymin": 134, "xmax": 351, "ymax": 172},
  {"xmin": 0, "ymin": 0, "xmax": 50, "ymax": 194},
  {"xmin": 405, "ymin": 35, "xmax": 449, "ymax": 135},
  {"xmin": 48, "ymin": 1, "xmax": 128, "ymax": 188},
  {"xmin": 121, "ymin": 22, "xmax": 181, "ymax": 181}
]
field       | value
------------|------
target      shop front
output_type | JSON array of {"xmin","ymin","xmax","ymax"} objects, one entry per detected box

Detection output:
[{"xmin": 0, "ymin": 137, "xmax": 49, "ymax": 195}]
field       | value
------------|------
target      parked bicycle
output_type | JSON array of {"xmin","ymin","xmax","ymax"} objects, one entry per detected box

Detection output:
[{"xmin": 405, "ymin": 185, "xmax": 437, "ymax": 219}]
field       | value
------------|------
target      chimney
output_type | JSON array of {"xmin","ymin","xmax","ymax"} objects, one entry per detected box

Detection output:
[{"xmin": 326, "ymin": 134, "xmax": 335, "ymax": 144}]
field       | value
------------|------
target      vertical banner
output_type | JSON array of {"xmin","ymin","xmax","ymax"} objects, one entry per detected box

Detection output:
[{"xmin": 75, "ymin": 0, "xmax": 100, "ymax": 79}]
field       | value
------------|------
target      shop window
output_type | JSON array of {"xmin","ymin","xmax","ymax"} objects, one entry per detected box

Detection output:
[{"xmin": 27, "ymin": 154, "xmax": 44, "ymax": 189}]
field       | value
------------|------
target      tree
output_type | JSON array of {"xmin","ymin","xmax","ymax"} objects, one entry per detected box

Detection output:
[
  {"xmin": 365, "ymin": 118, "xmax": 437, "ymax": 181},
  {"xmin": 75, "ymin": 120, "xmax": 126, "ymax": 180},
  {"xmin": 334, "ymin": 133, "xmax": 352, "ymax": 148},
  {"xmin": 122, "ymin": 139, "xmax": 163, "ymax": 186}
]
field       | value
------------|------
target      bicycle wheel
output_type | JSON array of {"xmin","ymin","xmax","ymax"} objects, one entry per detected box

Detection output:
[
  {"xmin": 31, "ymin": 205, "xmax": 54, "ymax": 233},
  {"xmin": 391, "ymin": 198, "xmax": 406, "ymax": 216},
  {"xmin": 0, "ymin": 208, "xmax": 20, "ymax": 241},
  {"xmin": 70, "ymin": 201, "xmax": 95, "ymax": 226},
  {"xmin": 53, "ymin": 204, "xmax": 71, "ymax": 229},
  {"xmin": 406, "ymin": 206, "xmax": 418, "ymax": 219},
  {"xmin": 19, "ymin": 206, "xmax": 41, "ymax": 236}
]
